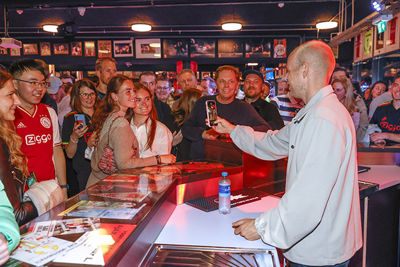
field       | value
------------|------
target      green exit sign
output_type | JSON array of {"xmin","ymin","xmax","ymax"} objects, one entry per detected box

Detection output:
[{"xmin": 377, "ymin": 21, "xmax": 387, "ymax": 34}]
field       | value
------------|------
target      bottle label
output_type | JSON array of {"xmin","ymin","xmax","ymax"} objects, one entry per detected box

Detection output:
[{"xmin": 219, "ymin": 184, "xmax": 230, "ymax": 197}]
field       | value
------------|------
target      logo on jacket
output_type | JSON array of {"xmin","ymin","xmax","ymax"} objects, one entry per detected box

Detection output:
[{"xmin": 40, "ymin": 117, "xmax": 51, "ymax": 128}]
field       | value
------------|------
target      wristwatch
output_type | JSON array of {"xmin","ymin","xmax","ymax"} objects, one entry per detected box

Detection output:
[
  {"xmin": 60, "ymin": 184, "xmax": 69, "ymax": 189},
  {"xmin": 155, "ymin": 155, "xmax": 161, "ymax": 165}
]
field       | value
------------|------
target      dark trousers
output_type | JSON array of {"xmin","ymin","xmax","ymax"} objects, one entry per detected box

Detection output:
[{"xmin": 290, "ymin": 260, "xmax": 349, "ymax": 267}]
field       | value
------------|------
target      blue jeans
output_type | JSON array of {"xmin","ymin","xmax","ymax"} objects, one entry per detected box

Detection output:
[{"xmin": 290, "ymin": 260, "xmax": 349, "ymax": 267}]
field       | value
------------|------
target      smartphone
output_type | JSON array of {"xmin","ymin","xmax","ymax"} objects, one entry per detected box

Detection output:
[
  {"xmin": 74, "ymin": 114, "xmax": 86, "ymax": 129},
  {"xmin": 205, "ymin": 100, "xmax": 218, "ymax": 127}
]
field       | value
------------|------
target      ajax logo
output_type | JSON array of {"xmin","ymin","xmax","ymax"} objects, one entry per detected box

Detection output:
[
  {"xmin": 40, "ymin": 117, "xmax": 51, "ymax": 129},
  {"xmin": 25, "ymin": 134, "xmax": 52, "ymax": 145}
]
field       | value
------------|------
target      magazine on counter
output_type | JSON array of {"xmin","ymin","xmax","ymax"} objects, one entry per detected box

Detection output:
[
  {"xmin": 28, "ymin": 218, "xmax": 100, "ymax": 237},
  {"xmin": 58, "ymin": 200, "xmax": 146, "ymax": 220}
]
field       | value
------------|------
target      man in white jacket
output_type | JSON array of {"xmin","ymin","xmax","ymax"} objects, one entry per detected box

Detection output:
[{"xmin": 213, "ymin": 40, "xmax": 362, "ymax": 267}]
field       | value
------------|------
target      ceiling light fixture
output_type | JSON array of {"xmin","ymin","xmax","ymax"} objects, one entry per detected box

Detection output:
[
  {"xmin": 371, "ymin": 0, "xmax": 385, "ymax": 12},
  {"xmin": 131, "ymin": 24, "xmax": 152, "ymax": 32},
  {"xmin": 316, "ymin": 21, "xmax": 338, "ymax": 30},
  {"xmin": 42, "ymin": 24, "xmax": 58, "ymax": 33},
  {"xmin": 247, "ymin": 63, "xmax": 258, "ymax": 66},
  {"xmin": 221, "ymin": 22, "xmax": 242, "ymax": 31}
]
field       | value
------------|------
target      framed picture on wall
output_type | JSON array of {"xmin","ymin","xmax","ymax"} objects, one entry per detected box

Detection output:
[
  {"xmin": 84, "ymin": 41, "xmax": 96, "ymax": 57},
  {"xmin": 23, "ymin": 43, "xmax": 38, "ymax": 55},
  {"xmin": 273, "ymin": 39, "xmax": 287, "ymax": 58},
  {"xmin": 40, "ymin": 42, "xmax": 51, "ymax": 56},
  {"xmin": 54, "ymin": 43, "xmax": 69, "ymax": 55},
  {"xmin": 245, "ymin": 39, "xmax": 272, "ymax": 58},
  {"xmin": 0, "ymin": 47, "xmax": 7, "ymax": 55},
  {"xmin": 218, "ymin": 39, "xmax": 243, "ymax": 58},
  {"xmin": 135, "ymin": 39, "xmax": 161, "ymax": 59},
  {"xmin": 189, "ymin": 38, "xmax": 215, "ymax": 58},
  {"xmin": 113, "ymin": 40, "xmax": 133, "ymax": 57},
  {"xmin": 71, "ymin": 42, "xmax": 82, "ymax": 56},
  {"xmin": 10, "ymin": 48, "xmax": 21, "ymax": 56},
  {"xmin": 163, "ymin": 39, "xmax": 188, "ymax": 58},
  {"xmin": 98, "ymin": 40, "xmax": 112, "ymax": 58}
]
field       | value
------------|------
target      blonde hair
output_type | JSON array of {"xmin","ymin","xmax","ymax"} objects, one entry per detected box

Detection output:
[
  {"xmin": 0, "ymin": 70, "xmax": 29, "ymax": 176},
  {"xmin": 332, "ymin": 78, "xmax": 359, "ymax": 115}
]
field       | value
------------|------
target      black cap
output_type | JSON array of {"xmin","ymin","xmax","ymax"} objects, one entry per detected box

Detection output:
[{"xmin": 243, "ymin": 69, "xmax": 264, "ymax": 81}]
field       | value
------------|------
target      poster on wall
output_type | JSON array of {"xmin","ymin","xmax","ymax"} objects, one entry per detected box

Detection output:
[
  {"xmin": 71, "ymin": 42, "xmax": 82, "ymax": 56},
  {"xmin": 354, "ymin": 34, "xmax": 361, "ymax": 61},
  {"xmin": 363, "ymin": 28, "xmax": 373, "ymax": 58},
  {"xmin": 163, "ymin": 39, "xmax": 188, "ymax": 58},
  {"xmin": 113, "ymin": 40, "xmax": 133, "ymax": 57},
  {"xmin": 189, "ymin": 38, "xmax": 215, "ymax": 58},
  {"xmin": 218, "ymin": 39, "xmax": 243, "ymax": 58},
  {"xmin": 23, "ymin": 43, "xmax": 38, "ymax": 55},
  {"xmin": 135, "ymin": 39, "xmax": 161, "ymax": 59},
  {"xmin": 97, "ymin": 40, "xmax": 112, "ymax": 58},
  {"xmin": 10, "ymin": 48, "xmax": 21, "ymax": 56},
  {"xmin": 388, "ymin": 16, "xmax": 397, "ymax": 46},
  {"xmin": 385, "ymin": 15, "xmax": 399, "ymax": 53},
  {"xmin": 0, "ymin": 47, "xmax": 7, "ymax": 55},
  {"xmin": 54, "ymin": 43, "xmax": 69, "ymax": 55},
  {"xmin": 274, "ymin": 39, "xmax": 287, "ymax": 58},
  {"xmin": 40, "ymin": 42, "xmax": 51, "ymax": 56},
  {"xmin": 84, "ymin": 41, "xmax": 96, "ymax": 57},
  {"xmin": 245, "ymin": 39, "xmax": 271, "ymax": 58}
]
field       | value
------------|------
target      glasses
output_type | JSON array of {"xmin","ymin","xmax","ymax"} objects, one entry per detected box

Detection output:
[
  {"xmin": 15, "ymin": 79, "xmax": 49, "ymax": 88},
  {"xmin": 80, "ymin": 92, "xmax": 96, "ymax": 98}
]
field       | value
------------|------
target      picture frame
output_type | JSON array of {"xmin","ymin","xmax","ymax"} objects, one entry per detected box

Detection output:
[
  {"xmin": 189, "ymin": 38, "xmax": 215, "ymax": 58},
  {"xmin": 23, "ymin": 43, "xmax": 39, "ymax": 55},
  {"xmin": 135, "ymin": 39, "xmax": 161, "ymax": 59},
  {"xmin": 84, "ymin": 41, "xmax": 96, "ymax": 57},
  {"xmin": 0, "ymin": 47, "xmax": 7, "ymax": 55},
  {"xmin": 53, "ymin": 43, "xmax": 69, "ymax": 55},
  {"xmin": 218, "ymin": 39, "xmax": 243, "ymax": 58},
  {"xmin": 273, "ymin": 39, "xmax": 287, "ymax": 58},
  {"xmin": 245, "ymin": 39, "xmax": 272, "ymax": 58},
  {"xmin": 71, "ymin": 42, "xmax": 83, "ymax": 56},
  {"xmin": 98, "ymin": 40, "xmax": 112, "ymax": 58},
  {"xmin": 113, "ymin": 40, "xmax": 133, "ymax": 57},
  {"xmin": 40, "ymin": 42, "xmax": 51, "ymax": 56},
  {"xmin": 10, "ymin": 48, "xmax": 21, "ymax": 56},
  {"xmin": 163, "ymin": 39, "xmax": 188, "ymax": 58}
]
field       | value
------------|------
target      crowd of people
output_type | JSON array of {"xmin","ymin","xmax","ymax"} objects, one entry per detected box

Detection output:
[{"xmin": 0, "ymin": 41, "xmax": 399, "ymax": 265}]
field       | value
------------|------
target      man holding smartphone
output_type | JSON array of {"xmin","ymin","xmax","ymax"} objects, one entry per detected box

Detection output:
[{"xmin": 182, "ymin": 65, "xmax": 270, "ymax": 160}]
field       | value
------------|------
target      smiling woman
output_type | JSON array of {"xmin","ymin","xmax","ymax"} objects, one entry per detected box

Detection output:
[{"xmin": 86, "ymin": 75, "xmax": 176, "ymax": 188}]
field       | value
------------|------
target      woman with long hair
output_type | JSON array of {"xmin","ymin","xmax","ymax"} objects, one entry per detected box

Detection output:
[
  {"xmin": 171, "ymin": 88, "xmax": 202, "ymax": 161},
  {"xmin": 62, "ymin": 79, "xmax": 99, "ymax": 193},
  {"xmin": 0, "ymin": 69, "xmax": 38, "ymax": 226},
  {"xmin": 86, "ymin": 75, "xmax": 175, "ymax": 188},
  {"xmin": 127, "ymin": 83, "xmax": 173, "ymax": 157},
  {"xmin": 332, "ymin": 77, "xmax": 368, "ymax": 140},
  {"xmin": 365, "ymin": 81, "xmax": 387, "ymax": 112}
]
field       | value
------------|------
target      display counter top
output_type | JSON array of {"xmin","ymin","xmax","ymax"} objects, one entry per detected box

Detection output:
[{"xmin": 358, "ymin": 165, "xmax": 400, "ymax": 190}]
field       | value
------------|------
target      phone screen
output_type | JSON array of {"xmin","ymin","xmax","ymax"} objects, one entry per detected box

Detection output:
[
  {"xmin": 74, "ymin": 114, "xmax": 86, "ymax": 127},
  {"xmin": 206, "ymin": 100, "xmax": 217, "ymax": 127}
]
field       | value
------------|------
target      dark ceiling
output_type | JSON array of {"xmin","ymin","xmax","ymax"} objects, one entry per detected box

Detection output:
[{"xmin": 1, "ymin": 0, "xmax": 374, "ymax": 41}]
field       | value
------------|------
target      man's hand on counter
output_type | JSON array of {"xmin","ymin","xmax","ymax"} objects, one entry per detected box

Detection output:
[
  {"xmin": 232, "ymin": 219, "xmax": 261, "ymax": 241},
  {"xmin": 213, "ymin": 117, "xmax": 235, "ymax": 135}
]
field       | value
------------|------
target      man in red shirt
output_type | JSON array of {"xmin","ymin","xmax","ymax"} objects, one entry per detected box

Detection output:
[{"xmin": 10, "ymin": 59, "xmax": 67, "ymax": 199}]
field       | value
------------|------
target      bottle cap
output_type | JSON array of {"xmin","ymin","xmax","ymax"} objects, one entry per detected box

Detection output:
[{"xmin": 221, "ymin": 171, "xmax": 228, "ymax": 177}]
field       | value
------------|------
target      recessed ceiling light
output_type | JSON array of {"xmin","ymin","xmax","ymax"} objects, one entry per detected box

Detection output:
[
  {"xmin": 43, "ymin": 24, "xmax": 58, "ymax": 33},
  {"xmin": 316, "ymin": 21, "xmax": 338, "ymax": 30},
  {"xmin": 247, "ymin": 63, "xmax": 258, "ymax": 66},
  {"xmin": 131, "ymin": 24, "xmax": 152, "ymax": 32},
  {"xmin": 222, "ymin": 22, "xmax": 242, "ymax": 31}
]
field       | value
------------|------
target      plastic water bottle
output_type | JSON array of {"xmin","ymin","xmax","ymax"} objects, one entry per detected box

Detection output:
[{"xmin": 219, "ymin": 172, "xmax": 231, "ymax": 214}]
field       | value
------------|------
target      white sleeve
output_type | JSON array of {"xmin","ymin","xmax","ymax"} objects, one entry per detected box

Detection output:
[
  {"xmin": 47, "ymin": 107, "xmax": 62, "ymax": 146},
  {"xmin": 155, "ymin": 121, "xmax": 173, "ymax": 155},
  {"xmin": 230, "ymin": 125, "xmax": 289, "ymax": 161}
]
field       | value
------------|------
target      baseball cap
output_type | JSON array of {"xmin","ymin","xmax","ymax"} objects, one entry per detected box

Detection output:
[
  {"xmin": 47, "ymin": 76, "xmax": 62, "ymax": 94},
  {"xmin": 243, "ymin": 69, "xmax": 264, "ymax": 81}
]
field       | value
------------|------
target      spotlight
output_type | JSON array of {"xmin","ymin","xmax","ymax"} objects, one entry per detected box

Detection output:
[
  {"xmin": 131, "ymin": 24, "xmax": 152, "ymax": 32},
  {"xmin": 221, "ymin": 22, "xmax": 242, "ymax": 31},
  {"xmin": 371, "ymin": 0, "xmax": 385, "ymax": 12}
]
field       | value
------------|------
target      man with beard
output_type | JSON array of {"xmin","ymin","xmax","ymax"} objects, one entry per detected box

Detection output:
[
  {"xmin": 243, "ymin": 70, "xmax": 284, "ymax": 130},
  {"xmin": 95, "ymin": 57, "xmax": 117, "ymax": 99}
]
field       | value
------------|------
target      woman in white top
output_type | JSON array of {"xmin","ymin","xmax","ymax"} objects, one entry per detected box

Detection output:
[{"xmin": 129, "ymin": 83, "xmax": 173, "ymax": 158}]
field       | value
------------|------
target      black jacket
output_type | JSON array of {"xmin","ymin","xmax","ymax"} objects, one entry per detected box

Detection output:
[
  {"xmin": 0, "ymin": 139, "xmax": 38, "ymax": 226},
  {"xmin": 250, "ymin": 98, "xmax": 285, "ymax": 130}
]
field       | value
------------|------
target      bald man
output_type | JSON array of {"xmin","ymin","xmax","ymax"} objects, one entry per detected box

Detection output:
[{"xmin": 213, "ymin": 40, "xmax": 362, "ymax": 267}]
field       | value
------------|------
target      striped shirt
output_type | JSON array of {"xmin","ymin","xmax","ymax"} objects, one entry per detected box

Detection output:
[{"xmin": 272, "ymin": 94, "xmax": 304, "ymax": 124}]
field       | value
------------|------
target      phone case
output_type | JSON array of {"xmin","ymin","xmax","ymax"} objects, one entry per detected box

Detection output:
[
  {"xmin": 205, "ymin": 100, "xmax": 217, "ymax": 127},
  {"xmin": 74, "ymin": 114, "xmax": 86, "ymax": 126}
]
